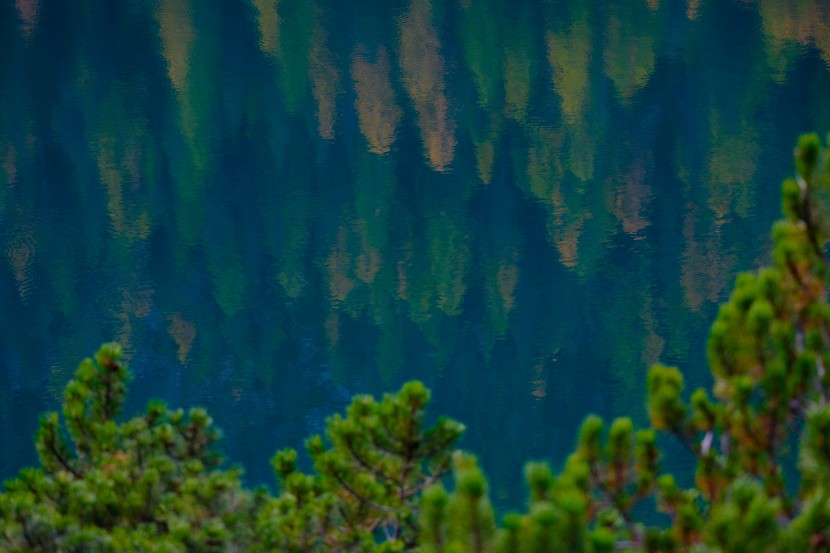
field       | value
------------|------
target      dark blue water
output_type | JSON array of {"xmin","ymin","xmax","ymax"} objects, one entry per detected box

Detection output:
[{"xmin": 2, "ymin": 0, "xmax": 830, "ymax": 509}]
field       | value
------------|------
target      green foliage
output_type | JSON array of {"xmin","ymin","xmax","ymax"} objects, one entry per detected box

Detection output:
[
  {"xmin": 1, "ymin": 348, "xmax": 464, "ymax": 553},
  {"xmin": 7, "ymin": 133, "xmax": 830, "ymax": 551},
  {"xmin": 419, "ymin": 133, "xmax": 830, "ymax": 551},
  {"xmin": 0, "ymin": 343, "xmax": 262, "ymax": 552},
  {"xmin": 255, "ymin": 381, "xmax": 465, "ymax": 553}
]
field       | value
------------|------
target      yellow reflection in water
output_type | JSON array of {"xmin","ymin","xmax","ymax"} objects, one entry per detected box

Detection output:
[
  {"xmin": 327, "ymin": 226, "xmax": 357, "ymax": 303},
  {"xmin": 156, "ymin": 0, "xmax": 214, "ymax": 236},
  {"xmin": 503, "ymin": 36, "xmax": 532, "ymax": 122},
  {"xmin": 354, "ymin": 221, "xmax": 382, "ymax": 285},
  {"xmin": 680, "ymin": 203, "xmax": 736, "ymax": 312},
  {"xmin": 546, "ymin": 17, "xmax": 596, "ymax": 184},
  {"xmin": 706, "ymin": 122, "xmax": 758, "ymax": 222},
  {"xmin": 497, "ymin": 261, "xmax": 519, "ymax": 314},
  {"xmin": 756, "ymin": 0, "xmax": 830, "ymax": 68},
  {"xmin": 485, "ymin": 253, "xmax": 520, "ymax": 339},
  {"xmin": 322, "ymin": 218, "xmax": 384, "ymax": 312},
  {"xmin": 566, "ymin": 125, "xmax": 594, "ymax": 182},
  {"xmin": 309, "ymin": 24, "xmax": 340, "ymax": 140},
  {"xmin": 639, "ymin": 297, "xmax": 665, "ymax": 368},
  {"xmin": 157, "ymin": 0, "xmax": 194, "ymax": 94},
  {"xmin": 351, "ymin": 47, "xmax": 402, "ymax": 155},
  {"xmin": 526, "ymin": 126, "xmax": 563, "ymax": 203},
  {"xmin": 399, "ymin": 0, "xmax": 456, "ymax": 172},
  {"xmin": 324, "ymin": 310, "xmax": 340, "ymax": 349},
  {"xmin": 95, "ymin": 137, "xmax": 127, "ymax": 236},
  {"xmin": 680, "ymin": 205, "xmax": 706, "ymax": 312},
  {"xmin": 112, "ymin": 285, "xmax": 155, "ymax": 358},
  {"xmin": 603, "ymin": 14, "xmax": 656, "ymax": 103},
  {"xmin": 396, "ymin": 244, "xmax": 414, "ymax": 301},
  {"xmin": 471, "ymin": 113, "xmax": 503, "ymax": 184},
  {"xmin": 476, "ymin": 140, "xmax": 495, "ymax": 184},
  {"xmin": 252, "ymin": 0, "xmax": 281, "ymax": 58},
  {"xmin": 547, "ymin": 21, "xmax": 591, "ymax": 123},
  {"xmin": 157, "ymin": 0, "xmax": 208, "ymax": 179},
  {"xmin": 522, "ymin": 126, "xmax": 588, "ymax": 269},
  {"xmin": 93, "ymin": 129, "xmax": 151, "ymax": 243}
]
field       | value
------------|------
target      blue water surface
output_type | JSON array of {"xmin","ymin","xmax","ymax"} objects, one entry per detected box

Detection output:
[{"xmin": 2, "ymin": 0, "xmax": 830, "ymax": 509}]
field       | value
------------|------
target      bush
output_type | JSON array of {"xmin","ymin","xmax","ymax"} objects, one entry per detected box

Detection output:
[{"xmin": 4, "ymin": 134, "xmax": 830, "ymax": 551}]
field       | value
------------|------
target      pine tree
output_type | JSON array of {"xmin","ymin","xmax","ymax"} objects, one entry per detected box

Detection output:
[
  {"xmin": 0, "ymin": 343, "xmax": 264, "ymax": 552},
  {"xmin": 255, "ymin": 381, "xmax": 465, "ymax": 552},
  {"xmin": 421, "ymin": 133, "xmax": 830, "ymax": 552},
  {"xmin": 5, "ymin": 133, "xmax": 830, "ymax": 552}
]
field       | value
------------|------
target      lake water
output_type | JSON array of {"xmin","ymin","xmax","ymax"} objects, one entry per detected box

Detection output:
[{"xmin": 3, "ymin": 0, "xmax": 830, "ymax": 509}]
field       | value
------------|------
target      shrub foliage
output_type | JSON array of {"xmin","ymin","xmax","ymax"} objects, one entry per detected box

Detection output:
[{"xmin": 3, "ymin": 134, "xmax": 830, "ymax": 551}]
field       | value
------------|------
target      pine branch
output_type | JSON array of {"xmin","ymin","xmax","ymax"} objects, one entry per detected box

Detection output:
[
  {"xmin": 798, "ymin": 182, "xmax": 828, "ymax": 267},
  {"xmin": 44, "ymin": 432, "xmax": 81, "ymax": 479},
  {"xmin": 407, "ymin": 458, "xmax": 451, "ymax": 498},
  {"xmin": 331, "ymin": 469, "xmax": 396, "ymax": 513},
  {"xmin": 344, "ymin": 436, "xmax": 402, "ymax": 486}
]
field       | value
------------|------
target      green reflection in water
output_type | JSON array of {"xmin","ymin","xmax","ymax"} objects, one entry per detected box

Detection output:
[{"xmin": 2, "ymin": 0, "xmax": 830, "ymax": 510}]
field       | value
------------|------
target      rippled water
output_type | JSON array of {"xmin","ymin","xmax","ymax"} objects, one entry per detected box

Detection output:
[{"xmin": 3, "ymin": 0, "xmax": 830, "ymax": 508}]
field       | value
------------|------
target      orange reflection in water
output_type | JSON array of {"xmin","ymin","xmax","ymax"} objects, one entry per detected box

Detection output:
[
  {"xmin": 552, "ymin": 219, "xmax": 583, "ymax": 269},
  {"xmin": 112, "ymin": 285, "xmax": 155, "ymax": 359},
  {"xmin": 167, "ymin": 312, "xmax": 196, "ymax": 364},
  {"xmin": 398, "ymin": 0, "xmax": 456, "ymax": 172},
  {"xmin": 93, "ymin": 131, "xmax": 150, "ymax": 243},
  {"xmin": 614, "ymin": 157, "xmax": 653, "ymax": 237},
  {"xmin": 327, "ymin": 226, "xmax": 357, "ymax": 303},
  {"xmin": 485, "ymin": 254, "xmax": 520, "ymax": 339},
  {"xmin": 15, "ymin": 0, "xmax": 40, "ymax": 37},
  {"xmin": 687, "ymin": 0, "xmax": 700, "ymax": 20},
  {"xmin": 351, "ymin": 47, "xmax": 402, "ymax": 155}
]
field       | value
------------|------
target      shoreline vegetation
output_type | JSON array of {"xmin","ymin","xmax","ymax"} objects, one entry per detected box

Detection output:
[{"xmin": 4, "ymin": 133, "xmax": 830, "ymax": 551}]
